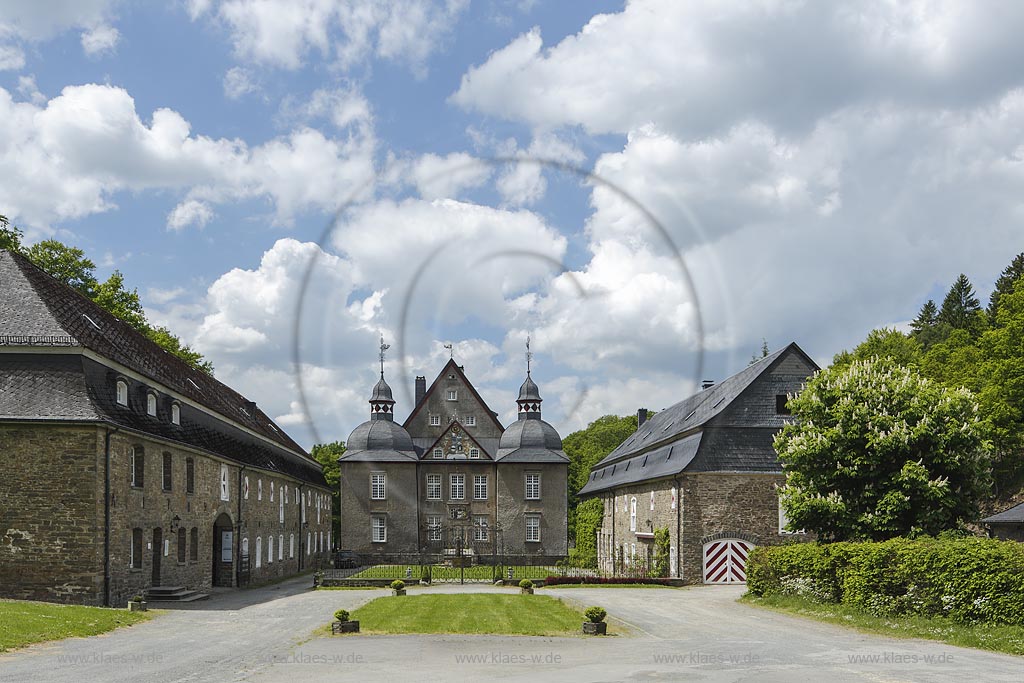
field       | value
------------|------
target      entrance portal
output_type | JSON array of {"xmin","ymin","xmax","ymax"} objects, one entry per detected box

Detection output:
[{"xmin": 212, "ymin": 513, "xmax": 234, "ymax": 588}]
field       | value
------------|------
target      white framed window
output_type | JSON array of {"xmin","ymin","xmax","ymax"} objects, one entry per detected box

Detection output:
[
  {"xmin": 294, "ymin": 488, "xmax": 298, "ymax": 504},
  {"xmin": 446, "ymin": 389, "xmax": 458, "ymax": 401},
  {"xmin": 307, "ymin": 531, "xmax": 311, "ymax": 554},
  {"xmin": 146, "ymin": 392, "xmax": 157, "ymax": 416},
  {"xmin": 426, "ymin": 474, "xmax": 441, "ymax": 500},
  {"xmin": 301, "ymin": 494, "xmax": 306, "ymax": 523},
  {"xmin": 258, "ymin": 479, "xmax": 263, "ymax": 501},
  {"xmin": 525, "ymin": 472, "xmax": 541, "ymax": 500},
  {"xmin": 473, "ymin": 474, "xmax": 488, "ymax": 500},
  {"xmin": 427, "ymin": 515, "xmax": 442, "ymax": 541},
  {"xmin": 278, "ymin": 534, "xmax": 283, "ymax": 561},
  {"xmin": 450, "ymin": 473, "xmax": 465, "ymax": 500},
  {"xmin": 163, "ymin": 538, "xmax": 169, "ymax": 557},
  {"xmin": 319, "ymin": 531, "xmax": 324, "ymax": 552},
  {"xmin": 650, "ymin": 490, "xmax": 655, "ymax": 511},
  {"xmin": 429, "ymin": 414, "xmax": 441, "ymax": 426},
  {"xmin": 473, "ymin": 515, "xmax": 489, "ymax": 541},
  {"xmin": 116, "ymin": 380, "xmax": 129, "ymax": 406},
  {"xmin": 267, "ymin": 535, "xmax": 274, "ymax": 563},
  {"xmin": 778, "ymin": 500, "xmax": 806, "ymax": 534},
  {"xmin": 220, "ymin": 464, "xmax": 230, "ymax": 501},
  {"xmin": 432, "ymin": 448, "xmax": 443, "ymax": 458},
  {"xmin": 255, "ymin": 537, "xmax": 262, "ymax": 568},
  {"xmin": 371, "ymin": 472, "xmax": 386, "ymax": 500},
  {"xmin": 671, "ymin": 486, "xmax": 677, "ymax": 510},
  {"xmin": 130, "ymin": 447, "xmax": 144, "ymax": 487},
  {"xmin": 279, "ymin": 495, "xmax": 285, "ymax": 524},
  {"xmin": 289, "ymin": 533, "xmax": 295, "ymax": 558},
  {"xmin": 469, "ymin": 448, "xmax": 480, "ymax": 459},
  {"xmin": 327, "ymin": 530, "xmax": 331, "ymax": 551},
  {"xmin": 270, "ymin": 481, "xmax": 275, "ymax": 502},
  {"xmin": 171, "ymin": 403, "xmax": 180, "ymax": 425},
  {"xmin": 630, "ymin": 497, "xmax": 637, "ymax": 531},
  {"xmin": 525, "ymin": 515, "xmax": 540, "ymax": 542},
  {"xmin": 371, "ymin": 516, "xmax": 387, "ymax": 543},
  {"xmin": 241, "ymin": 537, "xmax": 249, "ymax": 558},
  {"xmin": 244, "ymin": 476, "xmax": 250, "ymax": 500},
  {"xmin": 465, "ymin": 415, "xmax": 476, "ymax": 426}
]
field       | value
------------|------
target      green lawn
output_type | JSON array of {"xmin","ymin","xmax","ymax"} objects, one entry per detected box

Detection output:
[
  {"xmin": 346, "ymin": 564, "xmax": 557, "ymax": 581},
  {"xmin": 348, "ymin": 594, "xmax": 588, "ymax": 636},
  {"xmin": 0, "ymin": 600, "xmax": 151, "ymax": 652},
  {"xmin": 742, "ymin": 593, "xmax": 1024, "ymax": 657}
]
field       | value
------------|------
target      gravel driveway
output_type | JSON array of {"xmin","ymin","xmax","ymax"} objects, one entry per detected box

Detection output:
[{"xmin": 0, "ymin": 578, "xmax": 1019, "ymax": 683}]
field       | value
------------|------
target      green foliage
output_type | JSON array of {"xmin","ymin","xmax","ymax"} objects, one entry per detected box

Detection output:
[
  {"xmin": 518, "ymin": 579, "xmax": 534, "ymax": 589},
  {"xmin": 26, "ymin": 240, "xmax": 98, "ymax": 296},
  {"xmin": 746, "ymin": 538, "xmax": 1024, "ymax": 626},
  {"xmin": 93, "ymin": 271, "xmax": 148, "ymax": 330},
  {"xmin": 938, "ymin": 273, "xmax": 987, "ymax": 337},
  {"xmin": 390, "ymin": 580, "xmax": 405, "ymax": 591},
  {"xmin": 0, "ymin": 600, "xmax": 149, "ymax": 652},
  {"xmin": 987, "ymin": 252, "xmax": 1024, "ymax": 323},
  {"xmin": 334, "ymin": 609, "xmax": 350, "ymax": 622},
  {"xmin": 311, "ymin": 441, "xmax": 345, "ymax": 527},
  {"xmin": 832, "ymin": 327, "xmax": 922, "ymax": 369},
  {"xmin": 0, "ymin": 215, "xmax": 24, "ymax": 252},
  {"xmin": 567, "ymin": 498, "xmax": 603, "ymax": 568},
  {"xmin": 583, "ymin": 606, "xmax": 607, "ymax": 623},
  {"xmin": 652, "ymin": 527, "xmax": 670, "ymax": 578},
  {"xmin": 563, "ymin": 414, "xmax": 638, "ymax": 539},
  {"xmin": 145, "ymin": 326, "xmax": 215, "ymax": 374},
  {"xmin": 775, "ymin": 357, "xmax": 992, "ymax": 541}
]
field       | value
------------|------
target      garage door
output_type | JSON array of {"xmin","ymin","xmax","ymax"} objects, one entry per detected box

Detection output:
[{"xmin": 702, "ymin": 538, "xmax": 753, "ymax": 584}]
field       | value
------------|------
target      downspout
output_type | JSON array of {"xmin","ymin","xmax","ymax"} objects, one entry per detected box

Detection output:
[
  {"xmin": 675, "ymin": 475, "xmax": 682, "ymax": 581},
  {"xmin": 103, "ymin": 425, "xmax": 120, "ymax": 607}
]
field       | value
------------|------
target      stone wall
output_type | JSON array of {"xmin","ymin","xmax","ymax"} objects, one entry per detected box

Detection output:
[
  {"xmin": 339, "ymin": 461, "xmax": 420, "ymax": 556},
  {"xmin": 0, "ymin": 424, "xmax": 104, "ymax": 604},
  {"xmin": 495, "ymin": 462, "xmax": 567, "ymax": 557}
]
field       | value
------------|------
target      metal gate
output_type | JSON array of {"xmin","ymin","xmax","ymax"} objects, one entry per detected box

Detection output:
[{"xmin": 702, "ymin": 539, "xmax": 753, "ymax": 584}]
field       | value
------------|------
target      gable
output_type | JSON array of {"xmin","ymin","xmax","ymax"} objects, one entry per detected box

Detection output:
[
  {"xmin": 420, "ymin": 420, "xmax": 492, "ymax": 460},
  {"xmin": 403, "ymin": 359, "xmax": 504, "ymax": 441},
  {"xmin": 710, "ymin": 346, "xmax": 818, "ymax": 429}
]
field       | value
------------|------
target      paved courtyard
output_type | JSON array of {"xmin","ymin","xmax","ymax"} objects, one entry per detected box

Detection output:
[{"xmin": 0, "ymin": 577, "xmax": 1020, "ymax": 683}]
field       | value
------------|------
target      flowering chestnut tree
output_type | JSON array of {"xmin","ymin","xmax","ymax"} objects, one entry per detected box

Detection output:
[{"xmin": 775, "ymin": 357, "xmax": 991, "ymax": 541}]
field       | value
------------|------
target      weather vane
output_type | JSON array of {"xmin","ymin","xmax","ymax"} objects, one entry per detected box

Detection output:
[
  {"xmin": 379, "ymin": 333, "xmax": 390, "ymax": 377},
  {"xmin": 443, "ymin": 343, "xmax": 453, "ymax": 359},
  {"xmin": 526, "ymin": 334, "xmax": 532, "ymax": 375}
]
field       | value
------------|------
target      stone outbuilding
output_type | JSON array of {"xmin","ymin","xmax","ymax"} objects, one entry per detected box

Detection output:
[
  {"xmin": 982, "ymin": 502, "xmax": 1024, "ymax": 542},
  {"xmin": 0, "ymin": 249, "xmax": 333, "ymax": 606},
  {"xmin": 578, "ymin": 342, "xmax": 818, "ymax": 584}
]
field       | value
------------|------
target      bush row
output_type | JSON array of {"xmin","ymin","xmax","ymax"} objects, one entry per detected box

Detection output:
[
  {"xmin": 746, "ymin": 537, "xmax": 1024, "ymax": 625},
  {"xmin": 543, "ymin": 575, "xmax": 678, "ymax": 586}
]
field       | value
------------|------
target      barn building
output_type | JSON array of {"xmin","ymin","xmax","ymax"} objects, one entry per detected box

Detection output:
[
  {"xmin": 0, "ymin": 250, "xmax": 333, "ymax": 606},
  {"xmin": 577, "ymin": 342, "xmax": 818, "ymax": 584},
  {"xmin": 338, "ymin": 342, "xmax": 569, "ymax": 562},
  {"xmin": 982, "ymin": 502, "xmax": 1024, "ymax": 542}
]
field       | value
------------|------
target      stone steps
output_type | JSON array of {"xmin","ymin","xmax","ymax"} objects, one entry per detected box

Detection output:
[{"xmin": 145, "ymin": 586, "xmax": 210, "ymax": 602}]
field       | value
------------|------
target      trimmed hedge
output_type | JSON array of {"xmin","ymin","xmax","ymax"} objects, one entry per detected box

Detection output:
[
  {"xmin": 543, "ymin": 576, "xmax": 678, "ymax": 586},
  {"xmin": 746, "ymin": 537, "xmax": 1024, "ymax": 625}
]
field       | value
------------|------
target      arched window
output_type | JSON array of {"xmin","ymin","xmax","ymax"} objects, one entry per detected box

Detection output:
[
  {"xmin": 162, "ymin": 452, "xmax": 173, "ymax": 491},
  {"xmin": 186, "ymin": 458, "xmax": 195, "ymax": 494},
  {"xmin": 190, "ymin": 527, "xmax": 198, "ymax": 562},
  {"xmin": 255, "ymin": 537, "xmax": 262, "ymax": 568},
  {"xmin": 630, "ymin": 497, "xmax": 637, "ymax": 532},
  {"xmin": 241, "ymin": 537, "xmax": 249, "ymax": 560},
  {"xmin": 278, "ymin": 534, "xmax": 283, "ymax": 561},
  {"xmin": 244, "ymin": 475, "xmax": 250, "ymax": 500},
  {"xmin": 279, "ymin": 495, "xmax": 284, "ymax": 524},
  {"xmin": 146, "ymin": 392, "xmax": 157, "ymax": 416},
  {"xmin": 131, "ymin": 446, "xmax": 144, "ymax": 487},
  {"xmin": 116, "ymin": 379, "xmax": 128, "ymax": 406},
  {"xmin": 270, "ymin": 481, "xmax": 275, "ymax": 502},
  {"xmin": 307, "ymin": 532, "xmax": 311, "ymax": 555},
  {"xmin": 267, "ymin": 535, "xmax": 274, "ymax": 564},
  {"xmin": 171, "ymin": 403, "xmax": 181, "ymax": 425},
  {"xmin": 258, "ymin": 479, "xmax": 263, "ymax": 501},
  {"xmin": 219, "ymin": 464, "xmax": 229, "ymax": 501},
  {"xmin": 289, "ymin": 534, "xmax": 294, "ymax": 558},
  {"xmin": 177, "ymin": 527, "xmax": 187, "ymax": 563}
]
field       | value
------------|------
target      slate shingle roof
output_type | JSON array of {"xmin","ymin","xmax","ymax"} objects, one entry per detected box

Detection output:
[
  {"xmin": 0, "ymin": 250, "xmax": 327, "ymax": 487},
  {"xmin": 982, "ymin": 502, "xmax": 1024, "ymax": 524}
]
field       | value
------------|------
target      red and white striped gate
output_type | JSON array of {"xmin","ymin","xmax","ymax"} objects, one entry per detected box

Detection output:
[{"xmin": 702, "ymin": 539, "xmax": 754, "ymax": 584}]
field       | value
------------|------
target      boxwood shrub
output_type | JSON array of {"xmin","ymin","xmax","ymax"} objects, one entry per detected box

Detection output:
[{"xmin": 746, "ymin": 537, "xmax": 1024, "ymax": 625}]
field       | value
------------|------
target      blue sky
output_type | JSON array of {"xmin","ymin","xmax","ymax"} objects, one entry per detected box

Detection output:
[{"xmin": 2, "ymin": 1, "xmax": 1023, "ymax": 447}]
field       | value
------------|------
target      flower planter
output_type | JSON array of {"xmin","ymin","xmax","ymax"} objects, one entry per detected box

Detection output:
[
  {"xmin": 332, "ymin": 620, "xmax": 360, "ymax": 634},
  {"xmin": 582, "ymin": 621, "xmax": 607, "ymax": 635},
  {"xmin": 520, "ymin": 587, "xmax": 534, "ymax": 595},
  {"xmin": 392, "ymin": 588, "xmax": 407, "ymax": 596},
  {"xmin": 127, "ymin": 600, "xmax": 147, "ymax": 612}
]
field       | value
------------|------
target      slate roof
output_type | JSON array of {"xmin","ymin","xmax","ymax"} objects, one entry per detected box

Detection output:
[
  {"xmin": 0, "ymin": 250, "xmax": 327, "ymax": 487},
  {"xmin": 402, "ymin": 358, "xmax": 505, "ymax": 432},
  {"xmin": 496, "ymin": 418, "xmax": 568, "ymax": 463},
  {"xmin": 578, "ymin": 342, "xmax": 817, "ymax": 496},
  {"xmin": 341, "ymin": 419, "xmax": 417, "ymax": 462},
  {"xmin": 982, "ymin": 502, "xmax": 1024, "ymax": 524}
]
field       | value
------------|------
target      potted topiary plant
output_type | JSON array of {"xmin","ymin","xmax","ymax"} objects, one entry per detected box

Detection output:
[
  {"xmin": 331, "ymin": 608, "xmax": 360, "ymax": 634},
  {"xmin": 313, "ymin": 570, "xmax": 323, "ymax": 588},
  {"xmin": 391, "ymin": 579, "xmax": 407, "ymax": 596},
  {"xmin": 519, "ymin": 579, "xmax": 534, "ymax": 595},
  {"xmin": 127, "ymin": 594, "xmax": 147, "ymax": 612},
  {"xmin": 582, "ymin": 606, "xmax": 607, "ymax": 635}
]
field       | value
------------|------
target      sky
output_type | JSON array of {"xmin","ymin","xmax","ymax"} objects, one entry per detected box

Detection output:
[{"xmin": 1, "ymin": 0, "xmax": 1022, "ymax": 448}]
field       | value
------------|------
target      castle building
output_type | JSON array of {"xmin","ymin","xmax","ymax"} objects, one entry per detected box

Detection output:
[
  {"xmin": 338, "ymin": 341, "xmax": 568, "ymax": 562},
  {"xmin": 0, "ymin": 250, "xmax": 333, "ymax": 606},
  {"xmin": 578, "ymin": 342, "xmax": 818, "ymax": 584}
]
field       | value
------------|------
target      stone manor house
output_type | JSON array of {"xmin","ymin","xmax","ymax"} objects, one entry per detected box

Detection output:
[
  {"xmin": 578, "ymin": 343, "xmax": 818, "ymax": 584},
  {"xmin": 0, "ymin": 250, "xmax": 333, "ymax": 606},
  {"xmin": 338, "ymin": 347, "xmax": 569, "ymax": 562}
]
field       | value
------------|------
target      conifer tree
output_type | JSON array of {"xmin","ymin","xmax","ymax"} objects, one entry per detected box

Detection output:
[
  {"xmin": 988, "ymin": 253, "xmax": 1024, "ymax": 323},
  {"xmin": 938, "ymin": 273, "xmax": 985, "ymax": 336}
]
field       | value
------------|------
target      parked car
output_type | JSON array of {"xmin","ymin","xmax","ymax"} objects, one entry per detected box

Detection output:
[{"xmin": 334, "ymin": 550, "xmax": 361, "ymax": 569}]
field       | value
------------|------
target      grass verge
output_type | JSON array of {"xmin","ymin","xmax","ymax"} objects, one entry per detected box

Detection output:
[
  {"xmin": 0, "ymin": 600, "xmax": 151, "ymax": 653},
  {"xmin": 348, "ymin": 594, "xmax": 589, "ymax": 636},
  {"xmin": 741, "ymin": 593, "xmax": 1024, "ymax": 657}
]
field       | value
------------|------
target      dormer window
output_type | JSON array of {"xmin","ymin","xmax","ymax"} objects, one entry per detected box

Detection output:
[
  {"xmin": 116, "ymin": 380, "xmax": 128, "ymax": 406},
  {"xmin": 171, "ymin": 403, "xmax": 181, "ymax": 425},
  {"xmin": 146, "ymin": 392, "xmax": 157, "ymax": 417},
  {"xmin": 469, "ymin": 448, "xmax": 480, "ymax": 459},
  {"xmin": 447, "ymin": 390, "xmax": 458, "ymax": 401}
]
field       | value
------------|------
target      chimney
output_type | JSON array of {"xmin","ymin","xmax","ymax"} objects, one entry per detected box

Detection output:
[
  {"xmin": 701, "ymin": 380, "xmax": 715, "ymax": 390},
  {"xmin": 637, "ymin": 408, "xmax": 648, "ymax": 428},
  {"xmin": 414, "ymin": 376, "xmax": 426, "ymax": 405}
]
